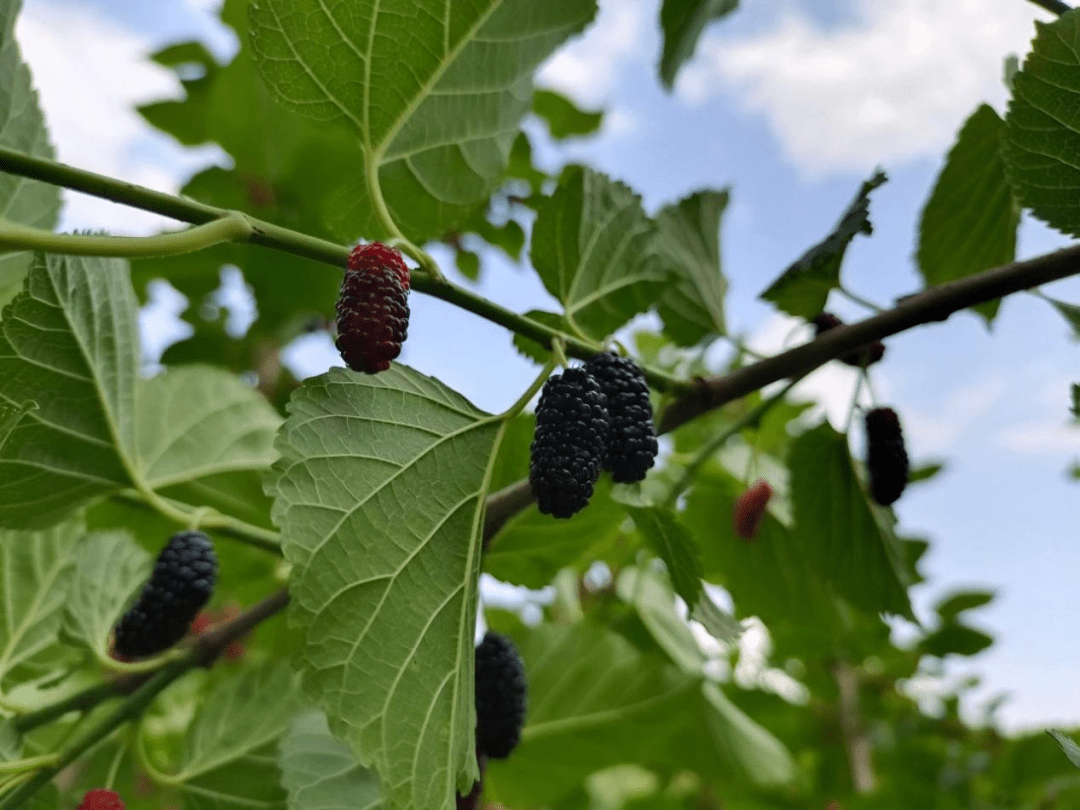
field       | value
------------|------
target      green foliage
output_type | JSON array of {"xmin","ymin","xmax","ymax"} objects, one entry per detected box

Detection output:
[
  {"xmin": 533, "ymin": 90, "xmax": 604, "ymax": 140},
  {"xmin": 658, "ymin": 0, "xmax": 739, "ymax": 90},
  {"xmin": 279, "ymin": 710, "xmax": 383, "ymax": 810}
]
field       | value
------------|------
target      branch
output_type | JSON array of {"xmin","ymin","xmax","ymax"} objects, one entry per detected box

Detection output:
[{"xmin": 833, "ymin": 660, "xmax": 877, "ymax": 794}]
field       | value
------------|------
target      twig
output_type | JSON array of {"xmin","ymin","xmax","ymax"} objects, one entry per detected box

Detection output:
[{"xmin": 833, "ymin": 660, "xmax": 877, "ymax": 793}]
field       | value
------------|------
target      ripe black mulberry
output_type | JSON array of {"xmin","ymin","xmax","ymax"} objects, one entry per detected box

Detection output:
[
  {"xmin": 335, "ymin": 242, "xmax": 410, "ymax": 374},
  {"xmin": 865, "ymin": 407, "xmax": 909, "ymax": 506},
  {"xmin": 113, "ymin": 531, "xmax": 218, "ymax": 659},
  {"xmin": 474, "ymin": 631, "xmax": 527, "ymax": 760},
  {"xmin": 584, "ymin": 352, "xmax": 658, "ymax": 483},
  {"xmin": 811, "ymin": 312, "xmax": 885, "ymax": 368},
  {"xmin": 529, "ymin": 367, "xmax": 609, "ymax": 518}
]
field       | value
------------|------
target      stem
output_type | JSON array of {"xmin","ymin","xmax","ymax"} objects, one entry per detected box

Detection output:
[
  {"xmin": 0, "ymin": 755, "xmax": 58, "ymax": 775},
  {"xmin": 844, "ymin": 374, "xmax": 864, "ymax": 434},
  {"xmin": 1026, "ymin": 0, "xmax": 1071, "ymax": 14},
  {"xmin": 499, "ymin": 354, "xmax": 559, "ymax": 420},
  {"xmin": 833, "ymin": 660, "xmax": 877, "ymax": 794},
  {"xmin": 13, "ymin": 680, "xmax": 120, "ymax": 734},
  {"xmin": 837, "ymin": 284, "xmax": 884, "ymax": 314}
]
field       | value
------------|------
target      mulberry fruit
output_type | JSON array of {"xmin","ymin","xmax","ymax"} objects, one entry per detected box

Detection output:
[
  {"xmin": 584, "ymin": 352, "xmax": 658, "ymax": 483},
  {"xmin": 811, "ymin": 312, "xmax": 885, "ymax": 368},
  {"xmin": 865, "ymin": 407, "xmax": 909, "ymax": 506},
  {"xmin": 733, "ymin": 479, "xmax": 774, "ymax": 541},
  {"xmin": 335, "ymin": 242, "xmax": 410, "ymax": 374},
  {"xmin": 474, "ymin": 632, "xmax": 527, "ymax": 760},
  {"xmin": 529, "ymin": 367, "xmax": 609, "ymax": 518},
  {"xmin": 113, "ymin": 531, "xmax": 218, "ymax": 659},
  {"xmin": 77, "ymin": 789, "xmax": 124, "ymax": 810}
]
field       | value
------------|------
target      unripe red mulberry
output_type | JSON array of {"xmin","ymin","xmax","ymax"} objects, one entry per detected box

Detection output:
[
  {"xmin": 865, "ymin": 407, "xmax": 909, "ymax": 506},
  {"xmin": 584, "ymin": 352, "xmax": 658, "ymax": 483},
  {"xmin": 77, "ymin": 788, "xmax": 124, "ymax": 810},
  {"xmin": 335, "ymin": 243, "xmax": 410, "ymax": 374},
  {"xmin": 811, "ymin": 312, "xmax": 885, "ymax": 368},
  {"xmin": 474, "ymin": 632, "xmax": 527, "ymax": 760},
  {"xmin": 733, "ymin": 479, "xmax": 773, "ymax": 541},
  {"xmin": 529, "ymin": 367, "xmax": 609, "ymax": 518}
]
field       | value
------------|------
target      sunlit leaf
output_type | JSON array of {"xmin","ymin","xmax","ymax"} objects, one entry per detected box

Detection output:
[
  {"xmin": 1049, "ymin": 729, "xmax": 1080, "ymax": 769},
  {"xmin": 628, "ymin": 506, "xmax": 703, "ymax": 609}
]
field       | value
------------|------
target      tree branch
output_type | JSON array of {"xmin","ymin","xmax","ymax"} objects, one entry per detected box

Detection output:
[{"xmin": 833, "ymin": 660, "xmax": 877, "ymax": 794}]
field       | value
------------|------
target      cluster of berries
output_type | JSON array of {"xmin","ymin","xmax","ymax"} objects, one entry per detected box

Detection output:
[
  {"xmin": 335, "ymin": 243, "xmax": 411, "ymax": 374},
  {"xmin": 529, "ymin": 353, "xmax": 659, "ymax": 519}
]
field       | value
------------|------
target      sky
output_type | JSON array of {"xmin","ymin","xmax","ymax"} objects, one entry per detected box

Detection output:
[{"xmin": 13, "ymin": 0, "xmax": 1080, "ymax": 732}]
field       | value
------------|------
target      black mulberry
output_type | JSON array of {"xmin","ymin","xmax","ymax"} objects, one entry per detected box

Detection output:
[
  {"xmin": 529, "ymin": 367, "xmax": 608, "ymax": 518},
  {"xmin": 812, "ymin": 312, "xmax": 885, "ymax": 368},
  {"xmin": 865, "ymin": 407, "xmax": 909, "ymax": 506},
  {"xmin": 335, "ymin": 242, "xmax": 410, "ymax": 374},
  {"xmin": 585, "ymin": 352, "xmax": 658, "ymax": 483},
  {"xmin": 474, "ymin": 632, "xmax": 527, "ymax": 760},
  {"xmin": 113, "ymin": 531, "xmax": 218, "ymax": 659}
]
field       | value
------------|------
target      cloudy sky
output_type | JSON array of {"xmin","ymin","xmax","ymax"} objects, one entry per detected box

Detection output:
[{"xmin": 14, "ymin": 0, "xmax": 1080, "ymax": 731}]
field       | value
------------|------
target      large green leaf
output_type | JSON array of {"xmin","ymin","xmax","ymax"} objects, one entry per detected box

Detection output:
[
  {"xmin": 760, "ymin": 170, "xmax": 886, "ymax": 318},
  {"xmin": 788, "ymin": 421, "xmax": 913, "ymax": 618},
  {"xmin": 658, "ymin": 0, "xmax": 738, "ymax": 89},
  {"xmin": 653, "ymin": 189, "xmax": 728, "ymax": 345},
  {"xmin": 531, "ymin": 167, "xmax": 669, "ymax": 339},
  {"xmin": 267, "ymin": 365, "xmax": 504, "ymax": 810},
  {"xmin": 628, "ymin": 506, "xmax": 702, "ymax": 610},
  {"xmin": 1004, "ymin": 11, "xmax": 1080, "ymax": 238},
  {"xmin": 0, "ymin": 254, "xmax": 139, "ymax": 527},
  {"xmin": 172, "ymin": 663, "xmax": 304, "ymax": 810},
  {"xmin": 918, "ymin": 105, "xmax": 1018, "ymax": 324},
  {"xmin": 279, "ymin": 710, "xmax": 383, "ymax": 810},
  {"xmin": 532, "ymin": 90, "xmax": 603, "ymax": 140},
  {"xmin": 249, "ymin": 0, "xmax": 597, "ymax": 242},
  {"xmin": 0, "ymin": 0, "xmax": 60, "ymax": 307},
  {"xmin": 694, "ymin": 682, "xmax": 796, "ymax": 786}
]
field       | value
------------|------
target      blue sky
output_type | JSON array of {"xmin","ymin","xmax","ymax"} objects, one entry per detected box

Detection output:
[{"xmin": 14, "ymin": 0, "xmax": 1080, "ymax": 731}]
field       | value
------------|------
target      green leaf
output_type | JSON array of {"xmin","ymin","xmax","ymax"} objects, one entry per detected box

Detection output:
[
  {"xmin": 533, "ymin": 90, "xmax": 604, "ymax": 140},
  {"xmin": 0, "ymin": 253, "xmax": 139, "ymax": 527},
  {"xmin": 653, "ymin": 189, "xmax": 728, "ymax": 345},
  {"xmin": 788, "ymin": 421, "xmax": 913, "ymax": 618},
  {"xmin": 919, "ymin": 623, "xmax": 994, "ymax": 658},
  {"xmin": 935, "ymin": 589, "xmax": 994, "ymax": 622},
  {"xmin": 63, "ymin": 531, "xmax": 150, "ymax": 656},
  {"xmin": 1047, "ymin": 297, "xmax": 1080, "ymax": 339},
  {"xmin": 531, "ymin": 167, "xmax": 668, "ymax": 338},
  {"xmin": 0, "ymin": 518, "xmax": 82, "ymax": 688},
  {"xmin": 690, "ymin": 588, "xmax": 742, "ymax": 647},
  {"xmin": 511, "ymin": 310, "xmax": 566, "ymax": 364},
  {"xmin": 907, "ymin": 460, "xmax": 945, "ymax": 485},
  {"xmin": 694, "ymin": 682, "xmax": 796, "ymax": 787},
  {"xmin": 279, "ymin": 709, "xmax": 383, "ymax": 810},
  {"xmin": 1073, "ymin": 383, "xmax": 1080, "ymax": 418},
  {"xmin": 0, "ymin": 0, "xmax": 61, "ymax": 307},
  {"xmin": 658, "ymin": 0, "xmax": 738, "ymax": 89},
  {"xmin": 249, "ymin": 0, "xmax": 597, "ymax": 243},
  {"xmin": 1048, "ymin": 729, "xmax": 1080, "ymax": 769},
  {"xmin": 628, "ymin": 507, "xmax": 703, "ymax": 609},
  {"xmin": 616, "ymin": 567, "xmax": 706, "ymax": 676},
  {"xmin": 173, "ymin": 663, "xmax": 304, "ymax": 809},
  {"xmin": 1004, "ymin": 11, "xmax": 1080, "ymax": 238},
  {"xmin": 760, "ymin": 170, "xmax": 887, "ymax": 318},
  {"xmin": 267, "ymin": 365, "xmax": 503, "ymax": 810},
  {"xmin": 917, "ymin": 105, "xmax": 1018, "ymax": 324}
]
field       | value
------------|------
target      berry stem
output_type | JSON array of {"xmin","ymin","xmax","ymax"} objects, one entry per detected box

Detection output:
[
  {"xmin": 837, "ymin": 284, "xmax": 884, "ymax": 314},
  {"xmin": 13, "ymin": 680, "xmax": 120, "ymax": 734},
  {"xmin": 499, "ymin": 352, "xmax": 560, "ymax": 421},
  {"xmin": 0, "ymin": 755, "xmax": 58, "ymax": 775},
  {"xmin": 844, "ymin": 374, "xmax": 865, "ymax": 434}
]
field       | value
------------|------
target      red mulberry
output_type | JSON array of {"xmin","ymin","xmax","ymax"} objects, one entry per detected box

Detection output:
[
  {"xmin": 77, "ymin": 789, "xmax": 124, "ymax": 810},
  {"xmin": 474, "ymin": 631, "xmax": 527, "ymax": 760},
  {"xmin": 335, "ymin": 243, "xmax": 410, "ymax": 374},
  {"xmin": 113, "ymin": 531, "xmax": 217, "ymax": 659},
  {"xmin": 733, "ymin": 479, "xmax": 773, "ymax": 541},
  {"xmin": 584, "ymin": 352, "xmax": 658, "ymax": 483},
  {"xmin": 811, "ymin": 312, "xmax": 885, "ymax": 368},
  {"xmin": 529, "ymin": 367, "xmax": 609, "ymax": 518},
  {"xmin": 865, "ymin": 407, "xmax": 909, "ymax": 506}
]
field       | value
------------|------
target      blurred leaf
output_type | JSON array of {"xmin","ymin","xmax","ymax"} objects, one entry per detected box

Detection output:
[
  {"xmin": 279, "ymin": 709, "xmax": 383, "ymax": 810},
  {"xmin": 919, "ymin": 623, "xmax": 994, "ymax": 658},
  {"xmin": 1048, "ymin": 729, "xmax": 1080, "ymax": 769},
  {"xmin": 0, "ymin": 0, "xmax": 60, "ymax": 307},
  {"xmin": 616, "ymin": 567, "xmax": 706, "ymax": 675},
  {"xmin": 1047, "ymin": 297, "xmax": 1080, "ymax": 339},
  {"xmin": 532, "ymin": 167, "xmax": 669, "ymax": 338},
  {"xmin": 533, "ymin": 89, "xmax": 604, "ymax": 140},
  {"xmin": 1004, "ymin": 11, "xmax": 1080, "ymax": 238},
  {"xmin": 1073, "ymin": 383, "xmax": 1080, "ymax": 418},
  {"xmin": 267, "ymin": 366, "xmax": 502, "ymax": 810},
  {"xmin": 934, "ymin": 589, "xmax": 994, "ymax": 622},
  {"xmin": 918, "ymin": 105, "xmax": 1018, "ymax": 324},
  {"xmin": 653, "ymin": 189, "xmax": 728, "ymax": 345},
  {"xmin": 695, "ymin": 682, "xmax": 797, "ymax": 787},
  {"xmin": 658, "ymin": 0, "xmax": 738, "ymax": 89},
  {"xmin": 0, "ymin": 254, "xmax": 139, "ymax": 527},
  {"xmin": 628, "ymin": 507, "xmax": 703, "ymax": 609},
  {"xmin": 908, "ymin": 460, "xmax": 946, "ymax": 485},
  {"xmin": 761, "ymin": 170, "xmax": 887, "ymax": 318},
  {"xmin": 690, "ymin": 588, "xmax": 742, "ymax": 646},
  {"xmin": 454, "ymin": 249, "xmax": 481, "ymax": 281}
]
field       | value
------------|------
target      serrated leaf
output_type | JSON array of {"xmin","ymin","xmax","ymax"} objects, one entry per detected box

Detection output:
[
  {"xmin": 628, "ymin": 507, "xmax": 703, "ymax": 609},
  {"xmin": 279, "ymin": 710, "xmax": 383, "ymax": 810},
  {"xmin": 249, "ymin": 0, "xmax": 597, "ymax": 243},
  {"xmin": 1049, "ymin": 729, "xmax": 1080, "ymax": 769},
  {"xmin": 1004, "ymin": 11, "xmax": 1080, "ymax": 238},
  {"xmin": 63, "ymin": 531, "xmax": 150, "ymax": 656},
  {"xmin": 0, "ymin": 517, "xmax": 82, "ymax": 687},
  {"xmin": 789, "ymin": 421, "xmax": 913, "ymax": 618},
  {"xmin": 653, "ymin": 189, "xmax": 728, "ymax": 345},
  {"xmin": 616, "ymin": 567, "xmax": 706, "ymax": 675},
  {"xmin": 658, "ymin": 0, "xmax": 738, "ymax": 89},
  {"xmin": 267, "ymin": 365, "xmax": 504, "ymax": 810},
  {"xmin": 918, "ymin": 105, "xmax": 1018, "ymax": 324},
  {"xmin": 935, "ymin": 589, "xmax": 994, "ymax": 622},
  {"xmin": 760, "ymin": 170, "xmax": 886, "ymax": 318},
  {"xmin": 0, "ymin": 253, "xmax": 139, "ymax": 527},
  {"xmin": 173, "ymin": 663, "xmax": 304, "ymax": 810},
  {"xmin": 533, "ymin": 90, "xmax": 604, "ymax": 140},
  {"xmin": 531, "ymin": 167, "xmax": 668, "ymax": 338},
  {"xmin": 919, "ymin": 623, "xmax": 994, "ymax": 658},
  {"xmin": 511, "ymin": 310, "xmax": 566, "ymax": 364},
  {"xmin": 0, "ymin": 0, "xmax": 60, "ymax": 307}
]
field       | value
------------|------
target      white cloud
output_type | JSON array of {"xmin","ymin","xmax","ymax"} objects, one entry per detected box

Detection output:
[
  {"xmin": 902, "ymin": 373, "xmax": 1010, "ymax": 453},
  {"xmin": 677, "ymin": 0, "xmax": 1052, "ymax": 177},
  {"xmin": 996, "ymin": 421, "xmax": 1080, "ymax": 455}
]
